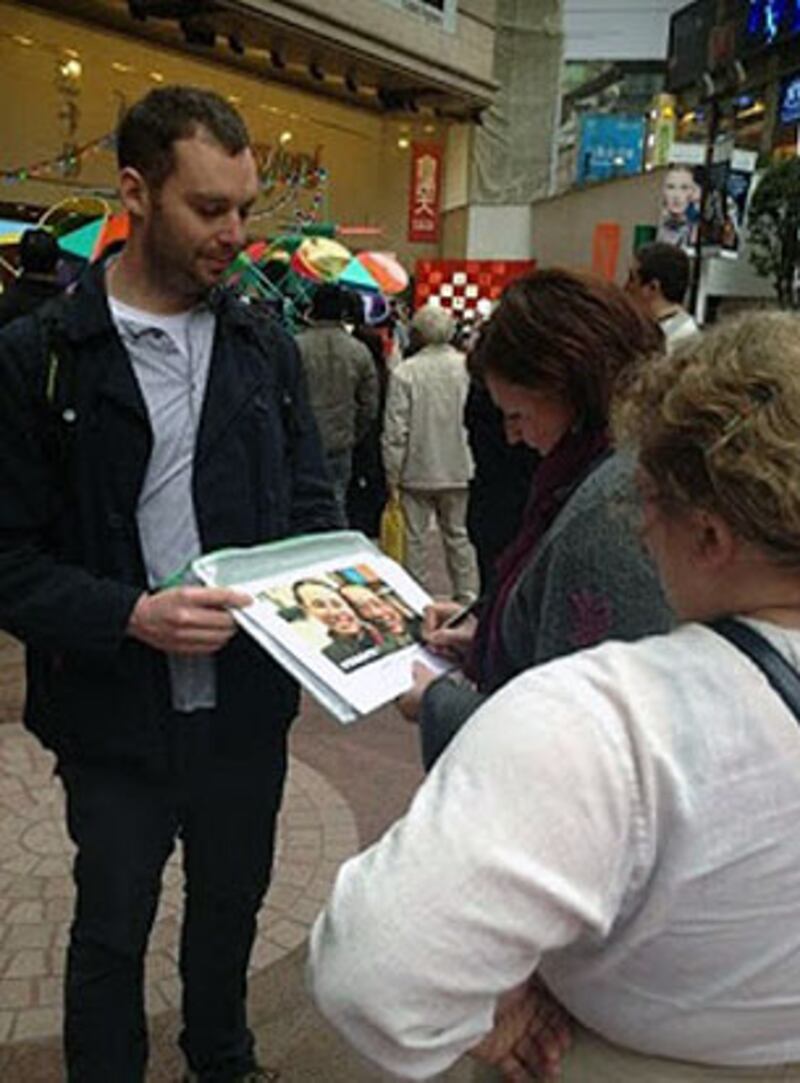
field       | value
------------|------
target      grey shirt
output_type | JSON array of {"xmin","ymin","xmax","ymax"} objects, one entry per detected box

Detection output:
[{"xmin": 110, "ymin": 296, "xmax": 217, "ymax": 712}]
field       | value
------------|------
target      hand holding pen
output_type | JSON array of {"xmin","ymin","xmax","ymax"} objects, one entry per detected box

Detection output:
[{"xmin": 422, "ymin": 599, "xmax": 479, "ymax": 664}]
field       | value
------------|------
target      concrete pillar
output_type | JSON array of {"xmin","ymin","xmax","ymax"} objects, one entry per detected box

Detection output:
[{"xmin": 442, "ymin": 0, "xmax": 564, "ymax": 259}]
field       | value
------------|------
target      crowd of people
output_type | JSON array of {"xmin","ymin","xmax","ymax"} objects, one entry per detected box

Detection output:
[
  {"xmin": 292, "ymin": 276, "xmax": 485, "ymax": 605},
  {"xmin": 2, "ymin": 82, "xmax": 800, "ymax": 1083}
]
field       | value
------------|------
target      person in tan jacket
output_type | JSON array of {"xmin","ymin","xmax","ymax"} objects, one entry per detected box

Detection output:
[{"xmin": 382, "ymin": 304, "xmax": 478, "ymax": 603}]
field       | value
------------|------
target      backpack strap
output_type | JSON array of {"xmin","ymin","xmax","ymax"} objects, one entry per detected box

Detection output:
[{"xmin": 709, "ymin": 617, "xmax": 800, "ymax": 724}]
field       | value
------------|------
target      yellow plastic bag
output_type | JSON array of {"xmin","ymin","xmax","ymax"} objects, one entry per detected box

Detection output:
[{"xmin": 379, "ymin": 491, "xmax": 407, "ymax": 564}]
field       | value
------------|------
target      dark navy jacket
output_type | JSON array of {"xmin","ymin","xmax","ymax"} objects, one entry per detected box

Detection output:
[{"xmin": 0, "ymin": 260, "xmax": 339, "ymax": 773}]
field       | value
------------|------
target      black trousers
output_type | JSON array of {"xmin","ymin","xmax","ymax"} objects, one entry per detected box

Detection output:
[{"xmin": 59, "ymin": 711, "xmax": 288, "ymax": 1083}]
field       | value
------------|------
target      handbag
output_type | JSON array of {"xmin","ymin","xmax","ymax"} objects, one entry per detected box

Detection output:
[
  {"xmin": 710, "ymin": 617, "xmax": 800, "ymax": 721},
  {"xmin": 379, "ymin": 490, "xmax": 407, "ymax": 564}
]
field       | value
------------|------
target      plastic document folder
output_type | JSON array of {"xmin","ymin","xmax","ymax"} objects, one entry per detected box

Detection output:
[{"xmin": 193, "ymin": 531, "xmax": 449, "ymax": 724}]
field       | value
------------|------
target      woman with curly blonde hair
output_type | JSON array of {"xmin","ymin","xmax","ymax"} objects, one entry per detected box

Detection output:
[{"xmin": 311, "ymin": 311, "xmax": 800, "ymax": 1081}]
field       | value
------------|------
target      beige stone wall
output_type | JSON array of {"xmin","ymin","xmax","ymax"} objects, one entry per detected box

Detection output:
[
  {"xmin": 239, "ymin": 0, "xmax": 497, "ymax": 96},
  {"xmin": 531, "ymin": 169, "xmax": 777, "ymax": 311},
  {"xmin": 530, "ymin": 170, "xmax": 664, "ymax": 280},
  {"xmin": 440, "ymin": 205, "xmax": 468, "ymax": 258}
]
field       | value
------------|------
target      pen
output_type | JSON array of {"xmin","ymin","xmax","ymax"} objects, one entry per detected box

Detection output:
[{"xmin": 440, "ymin": 600, "xmax": 479, "ymax": 629}]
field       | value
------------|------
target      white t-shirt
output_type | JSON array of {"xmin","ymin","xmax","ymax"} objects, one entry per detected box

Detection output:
[
  {"xmin": 660, "ymin": 308, "xmax": 700, "ymax": 352},
  {"xmin": 309, "ymin": 621, "xmax": 800, "ymax": 1078},
  {"xmin": 110, "ymin": 296, "xmax": 217, "ymax": 712}
]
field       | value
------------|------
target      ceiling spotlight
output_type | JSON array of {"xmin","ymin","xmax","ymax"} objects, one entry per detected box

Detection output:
[
  {"xmin": 60, "ymin": 58, "xmax": 83, "ymax": 79},
  {"xmin": 309, "ymin": 60, "xmax": 324, "ymax": 81},
  {"xmin": 269, "ymin": 48, "xmax": 285, "ymax": 69},
  {"xmin": 279, "ymin": 130, "xmax": 293, "ymax": 145},
  {"xmin": 344, "ymin": 70, "xmax": 358, "ymax": 94},
  {"xmin": 228, "ymin": 34, "xmax": 244, "ymax": 55}
]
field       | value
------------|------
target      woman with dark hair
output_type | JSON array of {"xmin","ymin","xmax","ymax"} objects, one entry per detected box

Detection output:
[
  {"xmin": 399, "ymin": 268, "xmax": 673, "ymax": 767},
  {"xmin": 464, "ymin": 377, "xmax": 540, "ymax": 594}
]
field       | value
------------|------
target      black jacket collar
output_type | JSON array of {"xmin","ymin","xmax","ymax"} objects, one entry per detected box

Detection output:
[{"xmin": 58, "ymin": 243, "xmax": 255, "ymax": 344}]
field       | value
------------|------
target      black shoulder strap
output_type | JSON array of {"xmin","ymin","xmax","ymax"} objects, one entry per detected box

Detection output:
[{"xmin": 710, "ymin": 617, "xmax": 800, "ymax": 724}]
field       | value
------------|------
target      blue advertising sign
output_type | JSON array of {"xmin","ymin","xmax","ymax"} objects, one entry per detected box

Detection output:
[
  {"xmin": 577, "ymin": 115, "xmax": 645, "ymax": 184},
  {"xmin": 780, "ymin": 72, "xmax": 800, "ymax": 125}
]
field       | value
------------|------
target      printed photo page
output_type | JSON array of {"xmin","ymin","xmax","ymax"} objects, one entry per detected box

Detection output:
[{"xmin": 193, "ymin": 532, "xmax": 450, "ymax": 723}]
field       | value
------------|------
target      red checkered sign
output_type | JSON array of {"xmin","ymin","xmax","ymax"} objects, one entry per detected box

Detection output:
[{"xmin": 414, "ymin": 259, "xmax": 536, "ymax": 321}]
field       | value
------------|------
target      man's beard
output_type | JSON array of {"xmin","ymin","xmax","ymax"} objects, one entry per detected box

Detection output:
[{"xmin": 144, "ymin": 216, "xmax": 209, "ymax": 303}]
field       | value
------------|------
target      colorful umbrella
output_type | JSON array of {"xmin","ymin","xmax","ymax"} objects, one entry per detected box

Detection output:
[
  {"xmin": 243, "ymin": 239, "xmax": 270, "ymax": 263},
  {"xmin": 356, "ymin": 251, "xmax": 408, "ymax": 295},
  {"xmin": 337, "ymin": 256, "xmax": 380, "ymax": 293},
  {"xmin": 0, "ymin": 219, "xmax": 34, "ymax": 246},
  {"xmin": 361, "ymin": 292, "xmax": 391, "ymax": 326},
  {"xmin": 39, "ymin": 196, "xmax": 110, "ymax": 239},
  {"xmin": 291, "ymin": 236, "xmax": 352, "ymax": 282},
  {"xmin": 59, "ymin": 212, "xmax": 129, "ymax": 261},
  {"xmin": 261, "ymin": 233, "xmax": 304, "ymax": 262}
]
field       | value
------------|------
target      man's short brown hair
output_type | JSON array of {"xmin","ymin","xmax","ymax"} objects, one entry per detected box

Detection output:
[
  {"xmin": 116, "ymin": 85, "xmax": 250, "ymax": 190},
  {"xmin": 635, "ymin": 242, "xmax": 691, "ymax": 304}
]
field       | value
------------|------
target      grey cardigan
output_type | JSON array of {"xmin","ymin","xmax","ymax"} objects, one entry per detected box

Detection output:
[{"xmin": 420, "ymin": 451, "xmax": 673, "ymax": 767}]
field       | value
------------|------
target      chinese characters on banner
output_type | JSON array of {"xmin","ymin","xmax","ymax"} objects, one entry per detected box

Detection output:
[{"xmin": 408, "ymin": 143, "xmax": 442, "ymax": 244}]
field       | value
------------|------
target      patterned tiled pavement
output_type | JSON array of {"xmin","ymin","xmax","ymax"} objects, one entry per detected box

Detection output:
[{"xmin": 0, "ymin": 722, "xmax": 359, "ymax": 1046}]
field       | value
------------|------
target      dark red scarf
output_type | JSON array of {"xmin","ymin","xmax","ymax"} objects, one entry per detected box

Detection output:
[{"xmin": 465, "ymin": 425, "xmax": 612, "ymax": 692}]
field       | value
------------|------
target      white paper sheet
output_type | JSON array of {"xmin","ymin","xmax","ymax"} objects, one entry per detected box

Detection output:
[{"xmin": 193, "ymin": 533, "xmax": 451, "ymax": 723}]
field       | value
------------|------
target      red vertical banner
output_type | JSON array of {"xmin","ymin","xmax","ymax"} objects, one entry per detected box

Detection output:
[
  {"xmin": 407, "ymin": 143, "xmax": 443, "ymax": 244},
  {"xmin": 591, "ymin": 221, "xmax": 621, "ymax": 281}
]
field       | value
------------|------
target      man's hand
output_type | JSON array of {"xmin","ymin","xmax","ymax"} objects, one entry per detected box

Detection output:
[
  {"xmin": 470, "ymin": 980, "xmax": 572, "ymax": 1082},
  {"xmin": 127, "ymin": 586, "xmax": 252, "ymax": 655}
]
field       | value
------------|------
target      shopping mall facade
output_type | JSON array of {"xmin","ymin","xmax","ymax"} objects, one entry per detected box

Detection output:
[{"xmin": 0, "ymin": 0, "xmax": 500, "ymax": 264}]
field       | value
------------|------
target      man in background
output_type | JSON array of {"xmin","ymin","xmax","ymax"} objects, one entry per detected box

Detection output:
[
  {"xmin": 626, "ymin": 241, "xmax": 699, "ymax": 351},
  {"xmin": 382, "ymin": 304, "xmax": 479, "ymax": 604},
  {"xmin": 295, "ymin": 283, "xmax": 379, "ymax": 521},
  {"xmin": 0, "ymin": 227, "xmax": 63, "ymax": 327}
]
